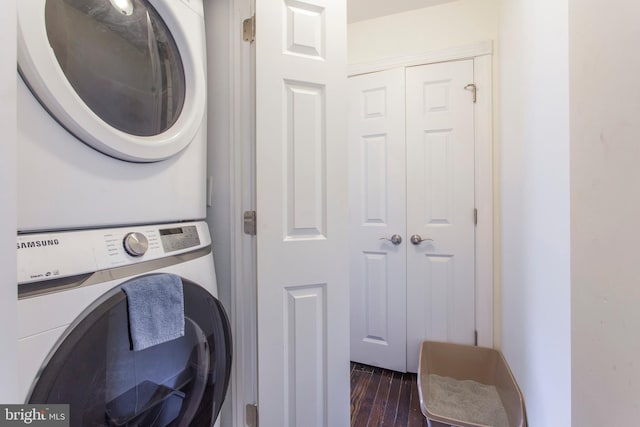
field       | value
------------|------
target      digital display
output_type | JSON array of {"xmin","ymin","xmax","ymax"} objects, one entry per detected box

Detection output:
[
  {"xmin": 159, "ymin": 227, "xmax": 183, "ymax": 236},
  {"xmin": 159, "ymin": 226, "xmax": 199, "ymax": 252}
]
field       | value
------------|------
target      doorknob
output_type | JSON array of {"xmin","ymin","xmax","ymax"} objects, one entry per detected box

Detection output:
[
  {"xmin": 379, "ymin": 234, "xmax": 402, "ymax": 245},
  {"xmin": 410, "ymin": 234, "xmax": 433, "ymax": 245}
]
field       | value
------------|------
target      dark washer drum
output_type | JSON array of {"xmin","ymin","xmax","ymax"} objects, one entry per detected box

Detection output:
[
  {"xmin": 28, "ymin": 278, "xmax": 232, "ymax": 427},
  {"xmin": 45, "ymin": 0, "xmax": 186, "ymax": 136}
]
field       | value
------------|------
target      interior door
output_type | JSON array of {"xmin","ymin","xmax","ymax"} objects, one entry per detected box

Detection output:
[
  {"xmin": 348, "ymin": 60, "xmax": 476, "ymax": 374},
  {"xmin": 405, "ymin": 60, "xmax": 476, "ymax": 372},
  {"xmin": 349, "ymin": 68, "xmax": 407, "ymax": 372},
  {"xmin": 255, "ymin": 0, "xmax": 349, "ymax": 425}
]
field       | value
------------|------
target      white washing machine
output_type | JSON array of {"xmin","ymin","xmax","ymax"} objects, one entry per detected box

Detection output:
[
  {"xmin": 18, "ymin": 0, "xmax": 208, "ymax": 232},
  {"xmin": 17, "ymin": 221, "xmax": 231, "ymax": 426}
]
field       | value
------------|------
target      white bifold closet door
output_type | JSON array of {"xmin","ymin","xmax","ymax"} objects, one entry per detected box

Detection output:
[
  {"xmin": 255, "ymin": 0, "xmax": 350, "ymax": 425},
  {"xmin": 350, "ymin": 60, "xmax": 476, "ymax": 373},
  {"xmin": 349, "ymin": 68, "xmax": 408, "ymax": 372}
]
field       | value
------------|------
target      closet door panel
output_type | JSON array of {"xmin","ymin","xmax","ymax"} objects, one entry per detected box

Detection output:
[
  {"xmin": 348, "ymin": 68, "xmax": 407, "ymax": 372},
  {"xmin": 405, "ymin": 60, "xmax": 476, "ymax": 372}
]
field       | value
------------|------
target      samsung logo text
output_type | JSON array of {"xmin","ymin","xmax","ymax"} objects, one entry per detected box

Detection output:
[{"xmin": 17, "ymin": 239, "xmax": 60, "ymax": 250}]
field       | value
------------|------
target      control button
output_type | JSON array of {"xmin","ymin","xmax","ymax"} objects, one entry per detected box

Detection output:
[{"xmin": 123, "ymin": 232, "xmax": 149, "ymax": 257}]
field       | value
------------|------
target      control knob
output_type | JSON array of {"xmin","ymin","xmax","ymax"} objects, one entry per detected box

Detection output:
[{"xmin": 123, "ymin": 232, "xmax": 149, "ymax": 257}]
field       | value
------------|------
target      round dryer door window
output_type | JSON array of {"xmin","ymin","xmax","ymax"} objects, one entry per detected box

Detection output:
[
  {"xmin": 18, "ymin": 0, "xmax": 207, "ymax": 162},
  {"xmin": 27, "ymin": 279, "xmax": 232, "ymax": 427},
  {"xmin": 45, "ymin": 0, "xmax": 186, "ymax": 137}
]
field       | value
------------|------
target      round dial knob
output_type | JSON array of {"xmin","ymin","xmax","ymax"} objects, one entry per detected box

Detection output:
[{"xmin": 123, "ymin": 232, "xmax": 149, "ymax": 257}]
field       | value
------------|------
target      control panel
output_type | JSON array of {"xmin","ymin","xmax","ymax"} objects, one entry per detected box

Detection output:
[
  {"xmin": 159, "ymin": 226, "xmax": 200, "ymax": 252},
  {"xmin": 17, "ymin": 221, "xmax": 211, "ymax": 285}
]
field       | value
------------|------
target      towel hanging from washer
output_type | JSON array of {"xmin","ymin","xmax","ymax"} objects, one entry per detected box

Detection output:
[{"xmin": 121, "ymin": 274, "xmax": 185, "ymax": 351}]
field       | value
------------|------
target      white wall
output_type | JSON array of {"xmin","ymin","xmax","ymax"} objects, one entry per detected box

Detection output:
[
  {"xmin": 570, "ymin": 1, "xmax": 640, "ymax": 424},
  {"xmin": 204, "ymin": 0, "xmax": 233, "ymax": 425},
  {"xmin": 205, "ymin": 0, "xmax": 232, "ymax": 316},
  {"xmin": 348, "ymin": 0, "xmax": 499, "ymax": 64},
  {"xmin": 0, "ymin": 0, "xmax": 19, "ymax": 403},
  {"xmin": 348, "ymin": 0, "xmax": 458, "ymax": 24},
  {"xmin": 499, "ymin": 1, "xmax": 571, "ymax": 426}
]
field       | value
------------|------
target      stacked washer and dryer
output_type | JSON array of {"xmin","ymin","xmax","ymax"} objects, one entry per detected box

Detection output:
[{"xmin": 16, "ymin": 0, "xmax": 231, "ymax": 426}]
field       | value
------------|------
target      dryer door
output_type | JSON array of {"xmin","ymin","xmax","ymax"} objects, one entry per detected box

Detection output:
[
  {"xmin": 27, "ymin": 278, "xmax": 231, "ymax": 427},
  {"xmin": 18, "ymin": 0, "xmax": 206, "ymax": 162}
]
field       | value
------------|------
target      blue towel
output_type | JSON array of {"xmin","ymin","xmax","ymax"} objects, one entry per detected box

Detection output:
[{"xmin": 121, "ymin": 274, "xmax": 185, "ymax": 351}]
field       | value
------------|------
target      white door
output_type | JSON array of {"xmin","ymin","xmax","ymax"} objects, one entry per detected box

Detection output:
[
  {"xmin": 255, "ymin": 0, "xmax": 350, "ymax": 425},
  {"xmin": 349, "ymin": 60, "xmax": 476, "ymax": 373},
  {"xmin": 349, "ymin": 68, "xmax": 407, "ymax": 372},
  {"xmin": 406, "ymin": 60, "xmax": 476, "ymax": 372}
]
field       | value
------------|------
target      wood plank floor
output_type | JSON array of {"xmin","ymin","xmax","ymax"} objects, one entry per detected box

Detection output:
[{"xmin": 350, "ymin": 362, "xmax": 426, "ymax": 427}]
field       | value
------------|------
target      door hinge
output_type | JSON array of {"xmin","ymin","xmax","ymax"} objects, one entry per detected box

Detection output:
[
  {"xmin": 464, "ymin": 83, "xmax": 477, "ymax": 103},
  {"xmin": 246, "ymin": 403, "xmax": 258, "ymax": 427},
  {"xmin": 474, "ymin": 330, "xmax": 478, "ymax": 346},
  {"xmin": 243, "ymin": 15, "xmax": 255, "ymax": 42},
  {"xmin": 474, "ymin": 208, "xmax": 478, "ymax": 226},
  {"xmin": 243, "ymin": 210, "xmax": 257, "ymax": 235}
]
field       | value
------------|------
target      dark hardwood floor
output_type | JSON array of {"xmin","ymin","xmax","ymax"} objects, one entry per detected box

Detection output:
[{"xmin": 350, "ymin": 362, "xmax": 426, "ymax": 427}]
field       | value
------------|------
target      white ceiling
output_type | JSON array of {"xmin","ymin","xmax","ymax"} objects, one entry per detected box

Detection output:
[{"xmin": 347, "ymin": 0, "xmax": 459, "ymax": 24}]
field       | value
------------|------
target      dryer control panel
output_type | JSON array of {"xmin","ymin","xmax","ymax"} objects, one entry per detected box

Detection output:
[{"xmin": 17, "ymin": 221, "xmax": 211, "ymax": 285}]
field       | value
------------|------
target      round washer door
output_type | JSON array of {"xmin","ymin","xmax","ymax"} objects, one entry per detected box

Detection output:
[
  {"xmin": 28, "ymin": 278, "xmax": 232, "ymax": 427},
  {"xmin": 18, "ymin": 0, "xmax": 206, "ymax": 162}
]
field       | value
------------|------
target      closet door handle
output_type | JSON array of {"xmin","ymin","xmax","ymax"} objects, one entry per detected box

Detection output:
[
  {"xmin": 379, "ymin": 234, "xmax": 403, "ymax": 245},
  {"xmin": 410, "ymin": 234, "xmax": 433, "ymax": 245}
]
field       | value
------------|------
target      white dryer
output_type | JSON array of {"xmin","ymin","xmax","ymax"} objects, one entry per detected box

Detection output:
[
  {"xmin": 18, "ymin": 0, "xmax": 208, "ymax": 232},
  {"xmin": 17, "ymin": 221, "xmax": 231, "ymax": 426}
]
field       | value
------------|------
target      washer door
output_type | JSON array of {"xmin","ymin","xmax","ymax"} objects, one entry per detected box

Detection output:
[
  {"xmin": 28, "ymin": 278, "xmax": 231, "ymax": 427},
  {"xmin": 18, "ymin": 0, "xmax": 206, "ymax": 162}
]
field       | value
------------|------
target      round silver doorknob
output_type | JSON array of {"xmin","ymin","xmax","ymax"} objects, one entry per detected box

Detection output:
[
  {"xmin": 410, "ymin": 234, "xmax": 433, "ymax": 245},
  {"xmin": 379, "ymin": 234, "xmax": 403, "ymax": 245}
]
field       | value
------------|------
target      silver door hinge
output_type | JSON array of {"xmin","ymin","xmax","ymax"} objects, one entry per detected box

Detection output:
[
  {"xmin": 464, "ymin": 83, "xmax": 477, "ymax": 103},
  {"xmin": 474, "ymin": 208, "xmax": 478, "ymax": 226},
  {"xmin": 242, "ymin": 211, "xmax": 256, "ymax": 236},
  {"xmin": 246, "ymin": 403, "xmax": 258, "ymax": 427},
  {"xmin": 243, "ymin": 211, "xmax": 257, "ymax": 235},
  {"xmin": 243, "ymin": 15, "xmax": 255, "ymax": 42}
]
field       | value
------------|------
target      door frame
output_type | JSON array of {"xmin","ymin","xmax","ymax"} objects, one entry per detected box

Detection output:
[
  {"xmin": 232, "ymin": 0, "xmax": 257, "ymax": 426},
  {"xmin": 230, "ymin": 0, "xmax": 351, "ymax": 425},
  {"xmin": 222, "ymin": 0, "xmax": 256, "ymax": 425},
  {"xmin": 348, "ymin": 41, "xmax": 494, "ymax": 347},
  {"xmin": 226, "ymin": 38, "xmax": 494, "ymax": 427}
]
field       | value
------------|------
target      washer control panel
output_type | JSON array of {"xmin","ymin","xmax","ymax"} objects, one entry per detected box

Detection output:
[
  {"xmin": 17, "ymin": 221, "xmax": 211, "ymax": 284},
  {"xmin": 159, "ymin": 226, "xmax": 200, "ymax": 252}
]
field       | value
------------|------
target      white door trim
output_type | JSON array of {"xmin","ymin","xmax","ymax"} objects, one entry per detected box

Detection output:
[
  {"xmin": 473, "ymin": 54, "xmax": 494, "ymax": 348},
  {"xmin": 348, "ymin": 41, "xmax": 492, "ymax": 77},
  {"xmin": 230, "ymin": 0, "xmax": 257, "ymax": 426},
  {"xmin": 349, "ymin": 43, "xmax": 494, "ymax": 348}
]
